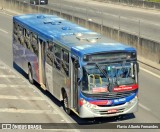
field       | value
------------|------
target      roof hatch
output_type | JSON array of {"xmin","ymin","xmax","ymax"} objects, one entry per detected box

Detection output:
[
  {"xmin": 44, "ymin": 21, "xmax": 62, "ymax": 25},
  {"xmin": 37, "ymin": 15, "xmax": 46, "ymax": 19},
  {"xmin": 75, "ymin": 33, "xmax": 101, "ymax": 43}
]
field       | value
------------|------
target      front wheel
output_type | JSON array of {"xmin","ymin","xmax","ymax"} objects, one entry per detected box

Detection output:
[
  {"xmin": 63, "ymin": 93, "xmax": 71, "ymax": 115},
  {"xmin": 28, "ymin": 65, "xmax": 34, "ymax": 84}
]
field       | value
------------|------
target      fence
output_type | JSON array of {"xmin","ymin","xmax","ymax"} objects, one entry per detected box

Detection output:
[
  {"xmin": 91, "ymin": 0, "xmax": 160, "ymax": 10},
  {"xmin": 0, "ymin": 0, "xmax": 160, "ymax": 67}
]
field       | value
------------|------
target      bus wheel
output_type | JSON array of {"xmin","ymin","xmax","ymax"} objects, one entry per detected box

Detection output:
[
  {"xmin": 63, "ymin": 93, "xmax": 71, "ymax": 115},
  {"xmin": 28, "ymin": 65, "xmax": 34, "ymax": 84}
]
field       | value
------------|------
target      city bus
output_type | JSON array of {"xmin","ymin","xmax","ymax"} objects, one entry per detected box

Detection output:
[{"xmin": 13, "ymin": 14, "xmax": 139, "ymax": 118}]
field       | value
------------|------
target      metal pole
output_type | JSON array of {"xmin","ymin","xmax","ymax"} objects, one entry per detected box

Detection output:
[
  {"xmin": 119, "ymin": 15, "xmax": 121, "ymax": 31},
  {"xmin": 86, "ymin": 8, "xmax": 88, "ymax": 27},
  {"xmin": 72, "ymin": 6, "xmax": 73, "ymax": 22},
  {"xmin": 60, "ymin": 0, "xmax": 62, "ymax": 17},
  {"xmin": 1, "ymin": 0, "xmax": 3, "ymax": 10},
  {"xmin": 138, "ymin": 20, "xmax": 141, "ymax": 50},
  {"xmin": 86, "ymin": 8, "xmax": 88, "ymax": 21},
  {"xmin": 101, "ymin": 11, "xmax": 103, "ymax": 34},
  {"xmin": 118, "ymin": 15, "xmax": 121, "ymax": 41},
  {"xmin": 139, "ymin": 20, "xmax": 141, "ymax": 37}
]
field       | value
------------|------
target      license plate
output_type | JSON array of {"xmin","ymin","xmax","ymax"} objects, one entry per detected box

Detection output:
[{"xmin": 107, "ymin": 109, "xmax": 118, "ymax": 114}]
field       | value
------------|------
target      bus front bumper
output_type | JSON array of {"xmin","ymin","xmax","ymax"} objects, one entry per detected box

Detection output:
[{"xmin": 79, "ymin": 96, "xmax": 138, "ymax": 118}]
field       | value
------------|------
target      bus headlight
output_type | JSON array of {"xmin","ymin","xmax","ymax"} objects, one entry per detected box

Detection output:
[
  {"xmin": 82, "ymin": 99, "xmax": 97, "ymax": 109},
  {"xmin": 128, "ymin": 96, "xmax": 137, "ymax": 106}
]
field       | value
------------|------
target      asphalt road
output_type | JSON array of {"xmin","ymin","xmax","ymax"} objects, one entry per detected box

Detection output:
[
  {"xmin": 0, "ymin": 10, "xmax": 160, "ymax": 131},
  {"xmin": 44, "ymin": 0, "xmax": 160, "ymax": 41}
]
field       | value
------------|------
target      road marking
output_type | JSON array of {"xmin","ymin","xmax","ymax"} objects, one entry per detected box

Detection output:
[
  {"xmin": 0, "ymin": 108, "xmax": 56, "ymax": 114},
  {"xmin": 0, "ymin": 60, "xmax": 74, "ymax": 124},
  {"xmin": 0, "ymin": 28, "xmax": 8, "ymax": 34},
  {"xmin": 0, "ymin": 75, "xmax": 20, "ymax": 78},
  {"xmin": 0, "ymin": 95, "xmax": 45, "ymax": 101},
  {"xmin": 140, "ymin": 67, "xmax": 160, "ymax": 79},
  {"xmin": 0, "ymin": 84, "xmax": 30, "ymax": 88},
  {"xmin": 0, "ymin": 66, "xmax": 6, "ymax": 69},
  {"xmin": 0, "ymin": 10, "xmax": 17, "ymax": 17},
  {"xmin": 139, "ymin": 103, "xmax": 151, "ymax": 112}
]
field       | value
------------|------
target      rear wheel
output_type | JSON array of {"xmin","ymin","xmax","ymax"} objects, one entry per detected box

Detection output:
[
  {"xmin": 63, "ymin": 93, "xmax": 71, "ymax": 115},
  {"xmin": 28, "ymin": 65, "xmax": 34, "ymax": 84}
]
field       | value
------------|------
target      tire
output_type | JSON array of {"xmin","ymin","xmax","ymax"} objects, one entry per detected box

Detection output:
[
  {"xmin": 63, "ymin": 93, "xmax": 71, "ymax": 115},
  {"xmin": 28, "ymin": 65, "xmax": 34, "ymax": 84}
]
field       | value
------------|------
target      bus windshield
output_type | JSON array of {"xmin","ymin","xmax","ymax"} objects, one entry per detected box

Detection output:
[{"xmin": 82, "ymin": 62, "xmax": 136, "ymax": 94}]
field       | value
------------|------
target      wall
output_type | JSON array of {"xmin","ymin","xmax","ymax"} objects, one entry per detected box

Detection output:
[
  {"xmin": 91, "ymin": 0, "xmax": 160, "ymax": 10},
  {"xmin": 1, "ymin": 0, "xmax": 160, "ymax": 68}
]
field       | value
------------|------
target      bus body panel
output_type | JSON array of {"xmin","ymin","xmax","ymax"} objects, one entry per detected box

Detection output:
[
  {"xmin": 45, "ymin": 63, "xmax": 53, "ymax": 92},
  {"xmin": 13, "ymin": 38, "xmax": 39, "ymax": 83},
  {"xmin": 79, "ymin": 96, "xmax": 138, "ymax": 118}
]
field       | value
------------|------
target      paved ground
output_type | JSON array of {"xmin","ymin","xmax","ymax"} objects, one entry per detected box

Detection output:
[{"xmin": 0, "ymin": 60, "xmax": 76, "ymax": 130}]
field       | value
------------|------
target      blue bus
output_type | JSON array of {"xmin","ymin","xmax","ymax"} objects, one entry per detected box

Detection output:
[{"xmin": 13, "ymin": 14, "xmax": 139, "ymax": 118}]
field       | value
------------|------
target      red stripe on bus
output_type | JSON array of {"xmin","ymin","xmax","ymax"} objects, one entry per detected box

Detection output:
[{"xmin": 113, "ymin": 84, "xmax": 138, "ymax": 92}]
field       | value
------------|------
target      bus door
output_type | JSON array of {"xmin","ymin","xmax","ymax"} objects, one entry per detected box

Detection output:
[
  {"xmin": 38, "ymin": 38, "xmax": 46, "ymax": 90},
  {"xmin": 72, "ymin": 58, "xmax": 79, "ymax": 112},
  {"xmin": 45, "ymin": 42, "xmax": 54, "ymax": 94}
]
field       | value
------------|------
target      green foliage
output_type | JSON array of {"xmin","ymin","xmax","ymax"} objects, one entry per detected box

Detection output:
[{"xmin": 146, "ymin": 0, "xmax": 160, "ymax": 2}]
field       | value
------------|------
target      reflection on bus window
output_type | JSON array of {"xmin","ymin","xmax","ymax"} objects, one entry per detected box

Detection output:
[
  {"xmin": 17, "ymin": 25, "xmax": 24, "ymax": 45},
  {"xmin": 31, "ymin": 33, "xmax": 38, "ymax": 55},
  {"xmin": 13, "ymin": 22, "xmax": 18, "ymax": 43},
  {"xmin": 62, "ymin": 50, "xmax": 69, "ymax": 76},
  {"xmin": 82, "ymin": 63, "xmax": 136, "ymax": 93},
  {"xmin": 46, "ymin": 42, "xmax": 54, "ymax": 66},
  {"xmin": 54, "ymin": 45, "xmax": 61, "ymax": 70},
  {"xmin": 24, "ymin": 29, "xmax": 31, "ymax": 49}
]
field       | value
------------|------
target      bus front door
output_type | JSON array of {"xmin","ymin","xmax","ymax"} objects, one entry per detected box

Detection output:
[
  {"xmin": 38, "ymin": 38, "xmax": 46, "ymax": 90},
  {"xmin": 72, "ymin": 59, "xmax": 79, "ymax": 112}
]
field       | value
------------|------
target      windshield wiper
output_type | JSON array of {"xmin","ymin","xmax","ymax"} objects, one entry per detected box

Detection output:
[{"xmin": 95, "ymin": 63, "xmax": 109, "ymax": 81}]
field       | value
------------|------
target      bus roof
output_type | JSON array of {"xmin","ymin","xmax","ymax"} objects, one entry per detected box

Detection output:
[{"xmin": 13, "ymin": 14, "xmax": 136, "ymax": 57}]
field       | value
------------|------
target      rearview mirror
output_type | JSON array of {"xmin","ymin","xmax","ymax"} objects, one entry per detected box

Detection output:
[{"xmin": 75, "ymin": 60, "xmax": 80, "ymax": 68}]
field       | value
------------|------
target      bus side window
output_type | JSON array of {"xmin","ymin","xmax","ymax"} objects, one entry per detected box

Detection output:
[
  {"xmin": 46, "ymin": 42, "xmax": 54, "ymax": 66},
  {"xmin": 17, "ymin": 25, "xmax": 24, "ymax": 45},
  {"xmin": 13, "ymin": 22, "xmax": 18, "ymax": 43},
  {"xmin": 54, "ymin": 45, "xmax": 61, "ymax": 70},
  {"xmin": 61, "ymin": 49, "xmax": 69, "ymax": 76},
  {"xmin": 24, "ymin": 29, "xmax": 31, "ymax": 49},
  {"xmin": 31, "ymin": 33, "xmax": 38, "ymax": 55}
]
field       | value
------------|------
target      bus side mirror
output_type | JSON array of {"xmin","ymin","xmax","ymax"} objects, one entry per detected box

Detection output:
[
  {"xmin": 78, "ymin": 68, "xmax": 82, "ymax": 85},
  {"xmin": 137, "ymin": 63, "xmax": 139, "ymax": 73},
  {"xmin": 78, "ymin": 68, "xmax": 82, "ymax": 79},
  {"xmin": 75, "ymin": 61, "xmax": 80, "ymax": 68}
]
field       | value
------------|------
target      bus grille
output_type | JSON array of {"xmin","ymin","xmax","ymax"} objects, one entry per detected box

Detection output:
[{"xmin": 82, "ymin": 90, "xmax": 137, "ymax": 100}]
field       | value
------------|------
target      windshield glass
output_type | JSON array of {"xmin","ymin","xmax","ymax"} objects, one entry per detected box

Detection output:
[{"xmin": 82, "ymin": 62, "xmax": 136, "ymax": 93}]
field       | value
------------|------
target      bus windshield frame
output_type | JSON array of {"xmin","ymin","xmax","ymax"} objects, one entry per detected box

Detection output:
[{"xmin": 81, "ymin": 61, "xmax": 138, "ymax": 94}]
